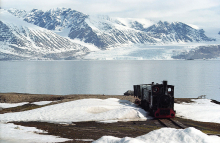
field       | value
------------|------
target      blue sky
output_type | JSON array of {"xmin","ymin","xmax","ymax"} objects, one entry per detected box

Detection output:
[{"xmin": 1, "ymin": 0, "xmax": 220, "ymax": 30}]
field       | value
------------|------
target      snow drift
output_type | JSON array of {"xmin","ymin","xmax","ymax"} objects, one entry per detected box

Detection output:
[
  {"xmin": 175, "ymin": 99, "xmax": 220, "ymax": 124},
  {"xmin": 93, "ymin": 127, "xmax": 220, "ymax": 143},
  {"xmin": 0, "ymin": 98, "xmax": 148, "ymax": 123}
]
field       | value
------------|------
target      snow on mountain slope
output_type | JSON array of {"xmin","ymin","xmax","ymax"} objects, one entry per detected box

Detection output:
[
  {"xmin": 8, "ymin": 8, "xmax": 215, "ymax": 51},
  {"xmin": 0, "ymin": 9, "xmax": 89, "ymax": 60},
  {"xmin": 82, "ymin": 15, "xmax": 158, "ymax": 49},
  {"xmin": 116, "ymin": 18, "xmax": 155, "ymax": 29},
  {"xmin": 145, "ymin": 21, "xmax": 215, "ymax": 43},
  {"xmin": 14, "ymin": 8, "xmax": 88, "ymax": 32},
  {"xmin": 7, "ymin": 8, "xmax": 88, "ymax": 37},
  {"xmin": 8, "ymin": 8, "xmax": 157, "ymax": 49},
  {"xmin": 7, "ymin": 8, "xmax": 28, "ymax": 18}
]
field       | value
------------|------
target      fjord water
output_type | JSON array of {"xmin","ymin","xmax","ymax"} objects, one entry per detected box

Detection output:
[{"xmin": 0, "ymin": 60, "xmax": 220, "ymax": 101}]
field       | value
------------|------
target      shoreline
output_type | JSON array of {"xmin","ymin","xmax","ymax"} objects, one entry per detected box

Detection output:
[{"xmin": 1, "ymin": 92, "xmax": 219, "ymax": 105}]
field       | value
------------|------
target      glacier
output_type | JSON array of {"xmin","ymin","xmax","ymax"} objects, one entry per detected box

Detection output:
[{"xmin": 84, "ymin": 43, "xmax": 220, "ymax": 60}]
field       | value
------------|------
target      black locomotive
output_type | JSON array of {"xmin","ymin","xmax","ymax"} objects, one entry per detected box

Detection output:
[{"xmin": 133, "ymin": 80, "xmax": 175, "ymax": 118}]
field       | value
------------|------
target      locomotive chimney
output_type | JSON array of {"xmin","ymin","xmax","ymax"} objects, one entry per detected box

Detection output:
[
  {"xmin": 163, "ymin": 80, "xmax": 168, "ymax": 94},
  {"xmin": 163, "ymin": 80, "xmax": 167, "ymax": 86}
]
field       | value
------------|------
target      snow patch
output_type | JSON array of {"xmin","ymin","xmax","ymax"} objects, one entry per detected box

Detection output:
[
  {"xmin": 0, "ymin": 9, "xmax": 44, "ymax": 30},
  {"xmin": 116, "ymin": 17, "xmax": 155, "ymax": 28},
  {"xmin": 0, "ymin": 122, "xmax": 72, "ymax": 143},
  {"xmin": 32, "ymin": 101, "xmax": 53, "ymax": 106},
  {"xmin": 0, "ymin": 102, "xmax": 29, "ymax": 109},
  {"xmin": 93, "ymin": 127, "xmax": 220, "ymax": 143},
  {"xmin": 0, "ymin": 98, "xmax": 148, "ymax": 123},
  {"xmin": 175, "ymin": 99, "xmax": 220, "ymax": 123},
  {"xmin": 71, "ymin": 39, "xmax": 100, "ymax": 51},
  {"xmin": 187, "ymin": 23, "xmax": 200, "ymax": 29}
]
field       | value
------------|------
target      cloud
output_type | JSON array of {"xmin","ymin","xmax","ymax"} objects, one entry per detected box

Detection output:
[
  {"xmin": 1, "ymin": 0, "xmax": 220, "ymax": 29},
  {"xmin": 2, "ymin": 0, "xmax": 219, "ymax": 15}
]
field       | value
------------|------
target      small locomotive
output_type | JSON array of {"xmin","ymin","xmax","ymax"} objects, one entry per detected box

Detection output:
[{"xmin": 133, "ymin": 80, "xmax": 175, "ymax": 118}]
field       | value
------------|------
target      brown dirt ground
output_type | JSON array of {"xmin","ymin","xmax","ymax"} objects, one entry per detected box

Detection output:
[
  {"xmin": 1, "ymin": 93, "xmax": 220, "ymax": 143},
  {"xmin": 0, "ymin": 93, "xmax": 136, "ymax": 103}
]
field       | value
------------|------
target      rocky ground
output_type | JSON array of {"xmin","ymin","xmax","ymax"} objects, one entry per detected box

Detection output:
[{"xmin": 1, "ymin": 93, "xmax": 220, "ymax": 143}]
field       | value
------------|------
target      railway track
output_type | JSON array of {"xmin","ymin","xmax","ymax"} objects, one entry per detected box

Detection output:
[
  {"xmin": 156, "ymin": 118, "xmax": 220, "ymax": 137},
  {"xmin": 156, "ymin": 118, "xmax": 187, "ymax": 129}
]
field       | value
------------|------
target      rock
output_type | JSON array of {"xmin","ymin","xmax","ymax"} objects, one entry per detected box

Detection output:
[{"xmin": 124, "ymin": 90, "xmax": 134, "ymax": 96}]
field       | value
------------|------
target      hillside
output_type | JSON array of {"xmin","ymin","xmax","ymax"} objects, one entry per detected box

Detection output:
[{"xmin": 0, "ymin": 9, "xmax": 89, "ymax": 60}]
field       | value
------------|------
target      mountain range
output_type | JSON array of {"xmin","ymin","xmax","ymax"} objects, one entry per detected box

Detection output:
[{"xmin": 0, "ymin": 7, "xmax": 218, "ymax": 60}]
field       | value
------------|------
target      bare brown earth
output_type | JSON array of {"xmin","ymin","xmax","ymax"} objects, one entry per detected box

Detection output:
[
  {"xmin": 1, "ymin": 93, "xmax": 220, "ymax": 143},
  {"xmin": 0, "ymin": 93, "xmax": 136, "ymax": 103}
]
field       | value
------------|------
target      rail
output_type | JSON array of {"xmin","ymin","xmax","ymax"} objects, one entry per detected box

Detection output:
[{"xmin": 157, "ymin": 118, "xmax": 220, "ymax": 137}]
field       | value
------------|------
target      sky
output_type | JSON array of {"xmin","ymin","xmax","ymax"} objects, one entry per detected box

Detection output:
[{"xmin": 1, "ymin": 0, "xmax": 220, "ymax": 30}]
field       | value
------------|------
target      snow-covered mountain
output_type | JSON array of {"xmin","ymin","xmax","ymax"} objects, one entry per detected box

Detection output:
[
  {"xmin": 8, "ymin": 8, "xmax": 215, "ymax": 50},
  {"xmin": 144, "ymin": 21, "xmax": 215, "ymax": 43},
  {"xmin": 2, "ymin": 7, "xmax": 218, "ymax": 60},
  {"xmin": 7, "ymin": 8, "xmax": 157, "ymax": 49},
  {"xmin": 0, "ymin": 9, "xmax": 89, "ymax": 60}
]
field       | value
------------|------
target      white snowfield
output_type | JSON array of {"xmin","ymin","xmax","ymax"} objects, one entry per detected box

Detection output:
[
  {"xmin": 0, "ymin": 98, "xmax": 148, "ymax": 123},
  {"xmin": 0, "ymin": 123, "xmax": 72, "ymax": 143},
  {"xmin": 32, "ymin": 101, "xmax": 54, "ymax": 106},
  {"xmin": 93, "ymin": 127, "xmax": 220, "ymax": 143},
  {"xmin": 175, "ymin": 99, "xmax": 220, "ymax": 124},
  {"xmin": 0, "ymin": 98, "xmax": 220, "ymax": 143},
  {"xmin": 0, "ymin": 101, "xmax": 53, "ymax": 109},
  {"xmin": 0, "ymin": 102, "xmax": 29, "ymax": 108}
]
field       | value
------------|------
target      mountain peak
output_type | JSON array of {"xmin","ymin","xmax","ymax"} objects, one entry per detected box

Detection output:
[
  {"xmin": 157, "ymin": 21, "xmax": 170, "ymax": 25},
  {"xmin": 3, "ymin": 8, "xmax": 216, "ymax": 51},
  {"xmin": 7, "ymin": 8, "xmax": 27, "ymax": 18},
  {"xmin": 145, "ymin": 20, "xmax": 215, "ymax": 42},
  {"xmin": 19, "ymin": 8, "xmax": 88, "ymax": 31}
]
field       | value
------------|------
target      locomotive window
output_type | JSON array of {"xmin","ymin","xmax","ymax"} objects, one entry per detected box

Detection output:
[{"xmin": 168, "ymin": 88, "xmax": 172, "ymax": 92}]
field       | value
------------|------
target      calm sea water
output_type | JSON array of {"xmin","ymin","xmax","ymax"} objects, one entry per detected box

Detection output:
[{"xmin": 0, "ymin": 60, "xmax": 220, "ymax": 101}]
